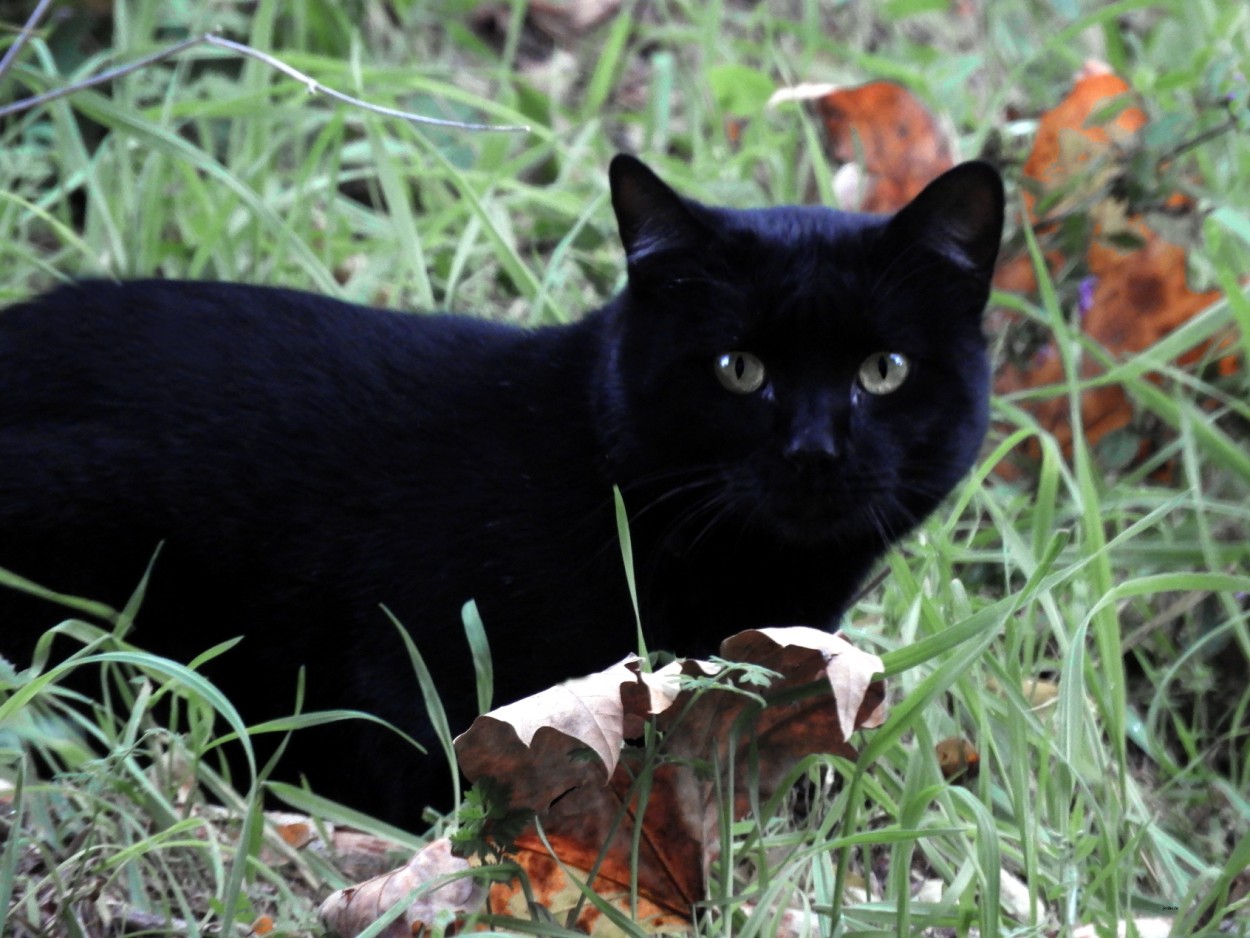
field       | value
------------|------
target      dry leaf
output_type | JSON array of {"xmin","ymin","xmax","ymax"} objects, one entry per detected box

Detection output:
[
  {"xmin": 993, "ymin": 62, "xmax": 1238, "ymax": 474},
  {"xmin": 1071, "ymin": 918, "xmax": 1173, "ymax": 938},
  {"xmin": 813, "ymin": 81, "xmax": 955, "ymax": 212},
  {"xmin": 998, "ymin": 868, "xmax": 1045, "ymax": 922},
  {"xmin": 319, "ymin": 837, "xmax": 486, "ymax": 938},
  {"xmin": 338, "ymin": 629, "xmax": 887, "ymax": 934},
  {"xmin": 486, "ymin": 834, "xmax": 689, "ymax": 935},
  {"xmin": 455, "ymin": 657, "xmax": 643, "ymax": 812},
  {"xmin": 1019, "ymin": 62, "xmax": 1146, "ymax": 221},
  {"xmin": 467, "ymin": 629, "xmax": 884, "ymax": 927},
  {"xmin": 934, "ymin": 736, "xmax": 979, "ymax": 782}
]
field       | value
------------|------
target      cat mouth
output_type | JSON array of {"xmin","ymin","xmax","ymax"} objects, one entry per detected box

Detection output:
[
  {"xmin": 758, "ymin": 493, "xmax": 867, "ymax": 544},
  {"xmin": 751, "ymin": 468, "xmax": 901, "ymax": 547}
]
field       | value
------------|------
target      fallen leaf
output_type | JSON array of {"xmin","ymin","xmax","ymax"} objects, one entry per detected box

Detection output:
[
  {"xmin": 466, "ymin": 629, "xmax": 885, "ymax": 926},
  {"xmin": 987, "ymin": 677, "xmax": 1061, "ymax": 723},
  {"xmin": 773, "ymin": 80, "xmax": 955, "ymax": 212},
  {"xmin": 455, "ymin": 657, "xmax": 643, "ymax": 813},
  {"xmin": 1019, "ymin": 62, "xmax": 1146, "ymax": 222},
  {"xmin": 1071, "ymin": 917, "xmax": 1173, "ymax": 938},
  {"xmin": 934, "ymin": 736, "xmax": 979, "ymax": 782},
  {"xmin": 486, "ymin": 832, "xmax": 689, "ymax": 934},
  {"xmin": 318, "ymin": 837, "xmax": 486, "ymax": 938},
  {"xmin": 815, "ymin": 81, "xmax": 955, "ymax": 212},
  {"xmin": 993, "ymin": 62, "xmax": 1239, "ymax": 475},
  {"xmin": 998, "ymin": 869, "xmax": 1045, "ymax": 922},
  {"xmin": 333, "ymin": 629, "xmax": 887, "ymax": 934},
  {"xmin": 1020, "ymin": 677, "xmax": 1060, "ymax": 716}
]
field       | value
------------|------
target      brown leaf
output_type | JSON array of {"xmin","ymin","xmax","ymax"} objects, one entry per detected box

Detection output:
[
  {"xmin": 486, "ymin": 831, "xmax": 692, "ymax": 934},
  {"xmin": 814, "ymin": 81, "xmax": 955, "ymax": 212},
  {"xmin": 993, "ymin": 63, "xmax": 1238, "ymax": 475},
  {"xmin": 1019, "ymin": 62, "xmax": 1146, "ymax": 223},
  {"xmin": 318, "ymin": 837, "xmax": 486, "ymax": 938},
  {"xmin": 455, "ymin": 657, "xmax": 642, "ymax": 812},
  {"xmin": 934, "ymin": 736, "xmax": 979, "ymax": 783},
  {"xmin": 331, "ymin": 633, "xmax": 887, "ymax": 933},
  {"xmin": 719, "ymin": 626, "xmax": 888, "ymax": 741},
  {"xmin": 452, "ymin": 628, "xmax": 887, "ymax": 927}
]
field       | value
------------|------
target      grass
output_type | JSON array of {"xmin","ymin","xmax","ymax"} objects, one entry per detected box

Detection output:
[{"xmin": 1, "ymin": 0, "xmax": 1249, "ymax": 935}]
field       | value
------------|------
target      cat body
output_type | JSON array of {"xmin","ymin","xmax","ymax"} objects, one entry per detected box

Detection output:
[{"xmin": 0, "ymin": 156, "xmax": 1003, "ymax": 827}]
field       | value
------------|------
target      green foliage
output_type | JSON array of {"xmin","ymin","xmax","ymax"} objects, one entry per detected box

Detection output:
[
  {"xmin": 449, "ymin": 780, "xmax": 536, "ymax": 863},
  {"xmin": 1, "ymin": 0, "xmax": 1248, "ymax": 935}
]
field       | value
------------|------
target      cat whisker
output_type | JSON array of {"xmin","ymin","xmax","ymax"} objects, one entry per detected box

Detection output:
[
  {"xmin": 622, "ymin": 466, "xmax": 730, "ymax": 523},
  {"xmin": 685, "ymin": 491, "xmax": 747, "ymax": 553}
]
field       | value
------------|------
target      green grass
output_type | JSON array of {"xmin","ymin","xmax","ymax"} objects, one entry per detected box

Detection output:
[{"xmin": 1, "ymin": 0, "xmax": 1249, "ymax": 935}]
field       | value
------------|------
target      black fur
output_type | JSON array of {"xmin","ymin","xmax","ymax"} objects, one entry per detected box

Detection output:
[{"xmin": 0, "ymin": 156, "xmax": 1003, "ymax": 827}]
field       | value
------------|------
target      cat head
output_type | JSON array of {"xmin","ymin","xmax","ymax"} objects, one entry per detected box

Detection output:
[{"xmin": 598, "ymin": 155, "xmax": 1004, "ymax": 550}]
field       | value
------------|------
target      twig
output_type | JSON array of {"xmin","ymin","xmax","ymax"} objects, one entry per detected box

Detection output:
[
  {"xmin": 0, "ymin": 0, "xmax": 54, "ymax": 83},
  {"xmin": 201, "ymin": 34, "xmax": 528, "ymax": 131},
  {"xmin": 0, "ymin": 35, "xmax": 203, "ymax": 120},
  {"xmin": 1155, "ymin": 111, "xmax": 1242, "ymax": 164},
  {"xmin": 0, "ymin": 30, "xmax": 530, "ymax": 133}
]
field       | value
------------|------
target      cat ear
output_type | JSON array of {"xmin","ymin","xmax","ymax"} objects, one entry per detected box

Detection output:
[
  {"xmin": 885, "ymin": 161, "xmax": 1005, "ymax": 277},
  {"xmin": 609, "ymin": 155, "xmax": 710, "ymax": 266}
]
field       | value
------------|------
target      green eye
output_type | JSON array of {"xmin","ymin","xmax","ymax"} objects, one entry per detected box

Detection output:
[
  {"xmin": 858, "ymin": 352, "xmax": 910, "ymax": 394},
  {"xmin": 714, "ymin": 351, "xmax": 766, "ymax": 394}
]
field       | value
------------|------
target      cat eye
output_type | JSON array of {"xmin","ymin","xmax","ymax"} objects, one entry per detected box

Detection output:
[
  {"xmin": 714, "ymin": 351, "xmax": 766, "ymax": 394},
  {"xmin": 858, "ymin": 352, "xmax": 910, "ymax": 395}
]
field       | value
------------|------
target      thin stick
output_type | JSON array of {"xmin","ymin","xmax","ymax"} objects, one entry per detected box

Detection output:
[
  {"xmin": 0, "ymin": 31, "xmax": 530, "ymax": 133},
  {"xmin": 0, "ymin": 35, "xmax": 204, "ymax": 120},
  {"xmin": 0, "ymin": 0, "xmax": 54, "ymax": 83},
  {"xmin": 201, "ymin": 35, "xmax": 528, "ymax": 132}
]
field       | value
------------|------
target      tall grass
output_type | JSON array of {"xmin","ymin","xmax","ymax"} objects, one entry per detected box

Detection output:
[{"xmin": 1, "ymin": 0, "xmax": 1248, "ymax": 935}]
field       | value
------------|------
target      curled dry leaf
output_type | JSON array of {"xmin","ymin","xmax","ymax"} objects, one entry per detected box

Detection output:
[
  {"xmin": 472, "ymin": 627, "xmax": 885, "ymax": 930},
  {"xmin": 455, "ymin": 657, "xmax": 643, "ymax": 812},
  {"xmin": 334, "ymin": 629, "xmax": 887, "ymax": 935},
  {"xmin": 721, "ymin": 626, "xmax": 888, "ymax": 740},
  {"xmin": 318, "ymin": 837, "xmax": 486, "ymax": 938},
  {"xmin": 468, "ymin": 627, "xmax": 886, "ymax": 929}
]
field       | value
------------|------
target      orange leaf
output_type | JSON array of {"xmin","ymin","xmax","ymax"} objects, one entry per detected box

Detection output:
[
  {"xmin": 465, "ymin": 629, "xmax": 884, "ymax": 927},
  {"xmin": 1020, "ymin": 62, "xmax": 1146, "ymax": 222},
  {"xmin": 328, "ymin": 632, "xmax": 887, "ymax": 934},
  {"xmin": 993, "ymin": 62, "xmax": 1239, "ymax": 475},
  {"xmin": 813, "ymin": 80, "xmax": 955, "ymax": 212},
  {"xmin": 934, "ymin": 736, "xmax": 979, "ymax": 783},
  {"xmin": 486, "ymin": 830, "xmax": 691, "ymax": 934}
]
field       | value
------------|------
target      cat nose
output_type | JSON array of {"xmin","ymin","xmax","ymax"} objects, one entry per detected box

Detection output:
[{"xmin": 784, "ymin": 425, "xmax": 840, "ymax": 462}]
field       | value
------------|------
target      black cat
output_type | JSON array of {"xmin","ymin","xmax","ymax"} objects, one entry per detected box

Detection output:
[{"xmin": 0, "ymin": 155, "xmax": 1003, "ymax": 828}]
